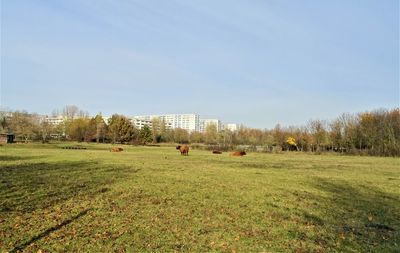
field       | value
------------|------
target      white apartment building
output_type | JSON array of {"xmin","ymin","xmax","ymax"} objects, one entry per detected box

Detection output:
[
  {"xmin": 199, "ymin": 119, "xmax": 222, "ymax": 132},
  {"xmin": 44, "ymin": 115, "xmax": 66, "ymax": 125},
  {"xmin": 133, "ymin": 113, "xmax": 200, "ymax": 132},
  {"xmin": 223, "ymin": 123, "xmax": 239, "ymax": 132},
  {"xmin": 132, "ymin": 118, "xmax": 152, "ymax": 129},
  {"xmin": 128, "ymin": 118, "xmax": 173, "ymax": 130},
  {"xmin": 43, "ymin": 112, "xmax": 238, "ymax": 133}
]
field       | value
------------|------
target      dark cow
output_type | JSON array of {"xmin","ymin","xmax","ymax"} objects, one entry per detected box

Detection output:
[
  {"xmin": 176, "ymin": 145, "xmax": 189, "ymax": 156},
  {"xmin": 231, "ymin": 151, "xmax": 246, "ymax": 156},
  {"xmin": 212, "ymin": 150, "xmax": 222, "ymax": 154},
  {"xmin": 111, "ymin": 147, "xmax": 123, "ymax": 152}
]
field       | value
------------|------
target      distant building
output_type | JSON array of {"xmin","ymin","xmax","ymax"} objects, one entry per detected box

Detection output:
[
  {"xmin": 41, "ymin": 111, "xmax": 238, "ymax": 133},
  {"xmin": 133, "ymin": 113, "xmax": 200, "ymax": 132},
  {"xmin": 130, "ymin": 118, "xmax": 152, "ymax": 129},
  {"xmin": 44, "ymin": 115, "xmax": 66, "ymax": 125},
  {"xmin": 128, "ymin": 118, "xmax": 173, "ymax": 130},
  {"xmin": 223, "ymin": 123, "xmax": 239, "ymax": 132},
  {"xmin": 199, "ymin": 119, "xmax": 222, "ymax": 132}
]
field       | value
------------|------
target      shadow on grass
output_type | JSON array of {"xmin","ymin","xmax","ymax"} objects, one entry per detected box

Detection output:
[
  {"xmin": 0, "ymin": 155, "xmax": 48, "ymax": 161},
  {"xmin": 10, "ymin": 208, "xmax": 92, "ymax": 253},
  {"xmin": 306, "ymin": 178, "xmax": 400, "ymax": 251},
  {"xmin": 0, "ymin": 160, "xmax": 140, "ymax": 212},
  {"xmin": 210, "ymin": 159, "xmax": 301, "ymax": 170}
]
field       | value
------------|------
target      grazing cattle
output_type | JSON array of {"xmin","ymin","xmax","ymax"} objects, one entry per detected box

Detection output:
[
  {"xmin": 231, "ymin": 151, "xmax": 246, "ymax": 156},
  {"xmin": 212, "ymin": 150, "xmax": 222, "ymax": 154},
  {"xmin": 111, "ymin": 147, "xmax": 123, "ymax": 152},
  {"xmin": 176, "ymin": 145, "xmax": 189, "ymax": 156}
]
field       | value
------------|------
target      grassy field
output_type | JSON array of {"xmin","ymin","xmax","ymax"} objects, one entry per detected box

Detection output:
[{"xmin": 0, "ymin": 143, "xmax": 399, "ymax": 253}]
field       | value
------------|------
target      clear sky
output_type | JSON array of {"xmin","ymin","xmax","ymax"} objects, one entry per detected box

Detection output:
[{"xmin": 1, "ymin": 0, "xmax": 399, "ymax": 128}]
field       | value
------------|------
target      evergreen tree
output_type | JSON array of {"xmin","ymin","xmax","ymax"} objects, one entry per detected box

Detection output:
[{"xmin": 139, "ymin": 125, "xmax": 153, "ymax": 144}]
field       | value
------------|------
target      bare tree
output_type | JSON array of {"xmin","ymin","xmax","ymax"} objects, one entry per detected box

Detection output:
[
  {"xmin": 62, "ymin": 105, "xmax": 79, "ymax": 120},
  {"xmin": 308, "ymin": 119, "xmax": 328, "ymax": 152},
  {"xmin": 9, "ymin": 111, "xmax": 39, "ymax": 142},
  {"xmin": 205, "ymin": 124, "xmax": 218, "ymax": 144},
  {"xmin": 39, "ymin": 120, "xmax": 53, "ymax": 143},
  {"xmin": 272, "ymin": 124, "xmax": 286, "ymax": 150},
  {"xmin": 0, "ymin": 110, "xmax": 9, "ymax": 133}
]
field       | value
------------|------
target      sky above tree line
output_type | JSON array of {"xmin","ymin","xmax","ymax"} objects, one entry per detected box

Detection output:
[{"xmin": 1, "ymin": 0, "xmax": 398, "ymax": 128}]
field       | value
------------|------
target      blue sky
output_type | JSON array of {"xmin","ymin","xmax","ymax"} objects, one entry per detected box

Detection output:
[{"xmin": 1, "ymin": 0, "xmax": 399, "ymax": 128}]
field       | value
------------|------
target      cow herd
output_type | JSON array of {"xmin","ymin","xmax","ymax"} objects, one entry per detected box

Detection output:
[
  {"xmin": 110, "ymin": 145, "xmax": 246, "ymax": 157},
  {"xmin": 175, "ymin": 145, "xmax": 246, "ymax": 157}
]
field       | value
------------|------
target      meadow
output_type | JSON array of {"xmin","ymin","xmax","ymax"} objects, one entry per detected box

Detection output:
[{"xmin": 0, "ymin": 143, "xmax": 399, "ymax": 252}]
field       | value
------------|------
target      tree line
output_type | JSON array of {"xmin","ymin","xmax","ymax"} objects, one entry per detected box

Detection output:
[{"xmin": 0, "ymin": 106, "xmax": 398, "ymax": 156}]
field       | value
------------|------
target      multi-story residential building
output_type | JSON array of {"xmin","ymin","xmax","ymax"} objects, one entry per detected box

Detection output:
[
  {"xmin": 44, "ymin": 115, "xmax": 66, "ymax": 125},
  {"xmin": 130, "ymin": 118, "xmax": 153, "ymax": 129},
  {"xmin": 199, "ymin": 119, "xmax": 222, "ymax": 132},
  {"xmin": 222, "ymin": 123, "xmax": 239, "ymax": 132},
  {"xmin": 129, "ymin": 118, "xmax": 173, "ymax": 130},
  {"xmin": 133, "ymin": 113, "xmax": 200, "ymax": 132},
  {"xmin": 42, "ymin": 112, "xmax": 238, "ymax": 134}
]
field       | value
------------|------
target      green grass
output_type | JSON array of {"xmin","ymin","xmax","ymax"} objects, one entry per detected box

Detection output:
[{"xmin": 1, "ymin": 143, "xmax": 399, "ymax": 252}]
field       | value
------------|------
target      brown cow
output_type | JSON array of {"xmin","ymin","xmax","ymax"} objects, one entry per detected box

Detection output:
[
  {"xmin": 176, "ymin": 145, "xmax": 189, "ymax": 156},
  {"xmin": 212, "ymin": 150, "xmax": 222, "ymax": 154},
  {"xmin": 231, "ymin": 151, "xmax": 246, "ymax": 156},
  {"xmin": 111, "ymin": 147, "xmax": 123, "ymax": 152}
]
